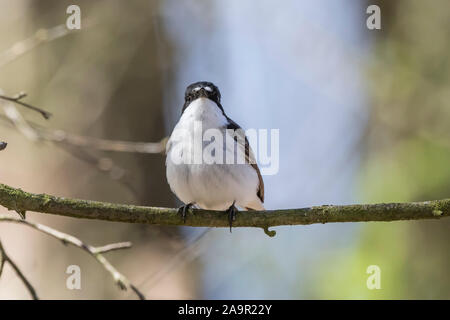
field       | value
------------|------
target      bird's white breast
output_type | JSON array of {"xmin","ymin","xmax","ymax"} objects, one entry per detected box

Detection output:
[
  {"xmin": 166, "ymin": 98, "xmax": 260, "ymax": 210},
  {"xmin": 178, "ymin": 98, "xmax": 228, "ymax": 130}
]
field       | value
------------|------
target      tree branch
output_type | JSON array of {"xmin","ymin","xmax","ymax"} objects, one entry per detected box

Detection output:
[
  {"xmin": 0, "ymin": 93, "xmax": 52, "ymax": 120},
  {"xmin": 0, "ymin": 239, "xmax": 39, "ymax": 300},
  {"xmin": 0, "ymin": 110, "xmax": 141, "ymax": 193},
  {"xmin": 0, "ymin": 110, "xmax": 167, "ymax": 153},
  {"xmin": 0, "ymin": 215, "xmax": 145, "ymax": 299},
  {"xmin": 0, "ymin": 22, "xmax": 96, "ymax": 69},
  {"xmin": 1, "ymin": 183, "xmax": 449, "ymax": 237}
]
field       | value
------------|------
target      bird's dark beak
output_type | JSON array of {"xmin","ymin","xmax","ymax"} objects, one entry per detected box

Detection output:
[{"xmin": 198, "ymin": 87, "xmax": 208, "ymax": 97}]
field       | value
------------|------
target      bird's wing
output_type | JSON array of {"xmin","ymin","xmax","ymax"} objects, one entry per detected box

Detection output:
[{"xmin": 226, "ymin": 117, "xmax": 264, "ymax": 203}]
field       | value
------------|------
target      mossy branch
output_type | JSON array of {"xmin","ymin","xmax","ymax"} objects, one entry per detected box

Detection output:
[{"xmin": 1, "ymin": 183, "xmax": 449, "ymax": 236}]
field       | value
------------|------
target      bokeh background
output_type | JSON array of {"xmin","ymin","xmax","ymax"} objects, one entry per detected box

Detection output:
[{"xmin": 0, "ymin": 0, "xmax": 449, "ymax": 299}]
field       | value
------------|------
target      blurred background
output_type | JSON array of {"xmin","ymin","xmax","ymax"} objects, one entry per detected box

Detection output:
[{"xmin": 0, "ymin": 0, "xmax": 449, "ymax": 299}]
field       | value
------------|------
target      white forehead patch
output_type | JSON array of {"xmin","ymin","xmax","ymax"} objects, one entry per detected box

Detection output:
[{"xmin": 193, "ymin": 86, "xmax": 213, "ymax": 92}]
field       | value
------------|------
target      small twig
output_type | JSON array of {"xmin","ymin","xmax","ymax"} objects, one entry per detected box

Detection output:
[
  {"xmin": 0, "ymin": 239, "xmax": 39, "ymax": 300},
  {"xmin": 0, "ymin": 25, "xmax": 69, "ymax": 67},
  {"xmin": 0, "ymin": 109, "xmax": 167, "ymax": 154},
  {"xmin": 0, "ymin": 216, "xmax": 145, "ymax": 300},
  {"xmin": 0, "ymin": 93, "xmax": 51, "ymax": 120},
  {"xmin": 40, "ymin": 129, "xmax": 167, "ymax": 154},
  {"xmin": 0, "ymin": 22, "xmax": 95, "ymax": 68},
  {"xmin": 92, "ymin": 242, "xmax": 133, "ymax": 254},
  {"xmin": 0, "ymin": 141, "xmax": 6, "ymax": 151},
  {"xmin": 0, "ymin": 242, "xmax": 3, "ymax": 277},
  {"xmin": 1, "ymin": 103, "xmax": 40, "ymax": 141},
  {"xmin": 13, "ymin": 92, "xmax": 27, "ymax": 100},
  {"xmin": 0, "ymin": 113, "xmax": 139, "ymax": 193}
]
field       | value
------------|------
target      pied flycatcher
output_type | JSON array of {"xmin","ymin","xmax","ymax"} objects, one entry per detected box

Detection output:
[{"xmin": 165, "ymin": 81, "xmax": 265, "ymax": 231}]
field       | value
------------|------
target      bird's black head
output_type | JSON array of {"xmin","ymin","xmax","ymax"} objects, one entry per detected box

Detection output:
[{"xmin": 182, "ymin": 81, "xmax": 222, "ymax": 114}]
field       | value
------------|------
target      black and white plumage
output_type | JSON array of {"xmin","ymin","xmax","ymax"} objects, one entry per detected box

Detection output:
[{"xmin": 166, "ymin": 81, "xmax": 264, "ymax": 228}]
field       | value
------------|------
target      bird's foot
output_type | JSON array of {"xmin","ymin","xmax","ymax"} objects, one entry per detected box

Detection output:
[
  {"xmin": 226, "ymin": 201, "xmax": 238, "ymax": 233},
  {"xmin": 178, "ymin": 203, "xmax": 194, "ymax": 223}
]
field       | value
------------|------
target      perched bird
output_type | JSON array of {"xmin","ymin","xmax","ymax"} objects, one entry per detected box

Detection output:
[{"xmin": 166, "ymin": 81, "xmax": 264, "ymax": 231}]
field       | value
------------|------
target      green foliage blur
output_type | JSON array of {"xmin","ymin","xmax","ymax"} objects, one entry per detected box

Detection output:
[{"xmin": 309, "ymin": 0, "xmax": 450, "ymax": 299}]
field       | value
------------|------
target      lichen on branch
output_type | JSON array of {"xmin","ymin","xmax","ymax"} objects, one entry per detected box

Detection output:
[{"xmin": 1, "ymin": 183, "xmax": 449, "ymax": 237}]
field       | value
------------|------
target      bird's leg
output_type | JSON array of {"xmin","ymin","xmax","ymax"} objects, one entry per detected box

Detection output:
[
  {"xmin": 226, "ymin": 201, "xmax": 238, "ymax": 233},
  {"xmin": 178, "ymin": 203, "xmax": 194, "ymax": 223}
]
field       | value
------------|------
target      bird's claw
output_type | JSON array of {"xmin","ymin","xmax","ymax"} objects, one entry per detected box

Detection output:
[
  {"xmin": 178, "ymin": 203, "xmax": 194, "ymax": 223},
  {"xmin": 226, "ymin": 202, "xmax": 237, "ymax": 233}
]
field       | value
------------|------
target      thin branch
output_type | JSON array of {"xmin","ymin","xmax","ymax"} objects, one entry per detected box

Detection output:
[
  {"xmin": 0, "ymin": 112, "xmax": 140, "ymax": 194},
  {"xmin": 0, "ymin": 25, "xmax": 69, "ymax": 67},
  {"xmin": 0, "ymin": 21, "xmax": 96, "ymax": 119},
  {"xmin": 0, "ymin": 239, "xmax": 39, "ymax": 300},
  {"xmin": 0, "ymin": 215, "xmax": 145, "ymax": 300},
  {"xmin": 0, "ymin": 22, "xmax": 96, "ymax": 69},
  {"xmin": 0, "ymin": 93, "xmax": 51, "ymax": 120},
  {"xmin": 0, "ymin": 183, "xmax": 449, "ymax": 237},
  {"xmin": 1, "ymin": 101, "xmax": 41, "ymax": 140},
  {"xmin": 93, "ymin": 242, "xmax": 132, "ymax": 254},
  {"xmin": 0, "ymin": 242, "xmax": 3, "ymax": 277},
  {"xmin": 38, "ymin": 127, "xmax": 167, "ymax": 154},
  {"xmin": 0, "ymin": 108, "xmax": 167, "ymax": 154},
  {"xmin": 1, "ymin": 22, "xmax": 165, "ymax": 154}
]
